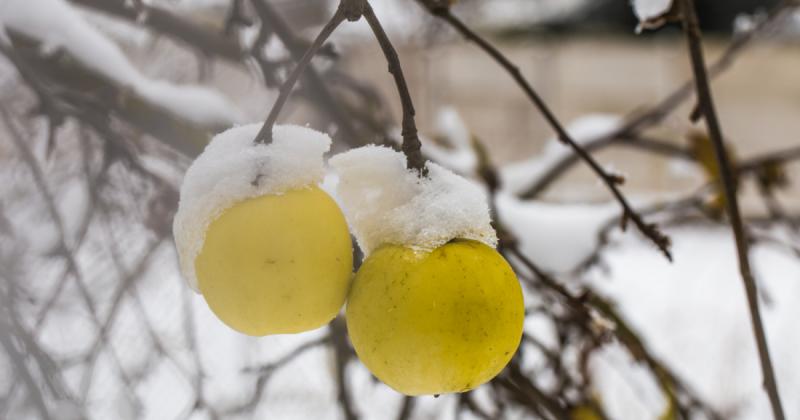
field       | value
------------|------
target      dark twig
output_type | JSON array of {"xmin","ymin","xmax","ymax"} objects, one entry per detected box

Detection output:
[
  {"xmin": 416, "ymin": 1, "xmax": 670, "ymax": 258},
  {"xmin": 254, "ymin": 5, "xmax": 347, "ymax": 144},
  {"xmin": 502, "ymin": 238, "xmax": 721, "ymax": 419},
  {"xmin": 362, "ymin": 3, "xmax": 426, "ymax": 174},
  {"xmin": 249, "ymin": 0, "xmax": 365, "ymax": 146},
  {"xmin": 500, "ymin": 363, "xmax": 570, "ymax": 420},
  {"xmin": 517, "ymin": 0, "xmax": 798, "ymax": 199},
  {"xmin": 737, "ymin": 145, "xmax": 800, "ymax": 174},
  {"xmin": 229, "ymin": 335, "xmax": 330, "ymax": 415},
  {"xmin": 330, "ymin": 317, "xmax": 358, "ymax": 420},
  {"xmin": 0, "ymin": 322, "xmax": 53, "ymax": 420},
  {"xmin": 678, "ymin": 0, "xmax": 785, "ymax": 418},
  {"xmin": 253, "ymin": 0, "xmax": 426, "ymax": 173},
  {"xmin": 396, "ymin": 396, "xmax": 415, "ymax": 420}
]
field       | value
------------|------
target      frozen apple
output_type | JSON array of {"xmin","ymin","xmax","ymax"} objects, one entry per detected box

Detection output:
[
  {"xmin": 196, "ymin": 186, "xmax": 351, "ymax": 335},
  {"xmin": 331, "ymin": 145, "xmax": 526, "ymax": 395},
  {"xmin": 346, "ymin": 239, "xmax": 524, "ymax": 395},
  {"xmin": 173, "ymin": 124, "xmax": 352, "ymax": 336}
]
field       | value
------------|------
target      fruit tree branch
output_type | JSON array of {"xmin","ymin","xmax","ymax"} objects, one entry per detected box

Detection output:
[
  {"xmin": 415, "ymin": 0, "xmax": 670, "ymax": 259},
  {"xmin": 517, "ymin": 0, "xmax": 798, "ymax": 199},
  {"xmin": 253, "ymin": 3, "xmax": 347, "ymax": 144},
  {"xmin": 678, "ymin": 0, "xmax": 785, "ymax": 418},
  {"xmin": 362, "ymin": 3, "xmax": 426, "ymax": 174}
]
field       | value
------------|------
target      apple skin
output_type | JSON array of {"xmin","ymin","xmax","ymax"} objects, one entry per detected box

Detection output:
[
  {"xmin": 346, "ymin": 239, "xmax": 524, "ymax": 396},
  {"xmin": 195, "ymin": 186, "xmax": 352, "ymax": 336}
]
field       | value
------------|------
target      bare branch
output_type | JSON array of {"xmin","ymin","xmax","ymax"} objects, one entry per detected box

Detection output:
[
  {"xmin": 362, "ymin": 3, "xmax": 426, "ymax": 174},
  {"xmin": 678, "ymin": 0, "xmax": 785, "ymax": 418},
  {"xmin": 330, "ymin": 317, "xmax": 358, "ymax": 420},
  {"xmin": 517, "ymin": 0, "xmax": 799, "ymax": 199},
  {"xmin": 254, "ymin": 5, "xmax": 347, "ymax": 144},
  {"xmin": 415, "ymin": 1, "xmax": 671, "ymax": 258},
  {"xmin": 69, "ymin": 0, "xmax": 244, "ymax": 62},
  {"xmin": 249, "ymin": 0, "xmax": 366, "ymax": 146}
]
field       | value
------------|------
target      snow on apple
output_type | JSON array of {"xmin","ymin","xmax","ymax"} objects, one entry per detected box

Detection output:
[
  {"xmin": 329, "ymin": 145, "xmax": 498, "ymax": 255},
  {"xmin": 173, "ymin": 123, "xmax": 332, "ymax": 291}
]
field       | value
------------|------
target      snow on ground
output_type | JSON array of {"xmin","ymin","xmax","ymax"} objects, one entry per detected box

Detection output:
[
  {"xmin": 589, "ymin": 342, "xmax": 670, "ymax": 419},
  {"xmin": 0, "ymin": 0, "xmax": 242, "ymax": 127},
  {"xmin": 499, "ymin": 114, "xmax": 622, "ymax": 195},
  {"xmin": 419, "ymin": 107, "xmax": 479, "ymax": 176},
  {"xmin": 497, "ymin": 193, "xmax": 621, "ymax": 273},
  {"xmin": 587, "ymin": 226, "xmax": 800, "ymax": 420}
]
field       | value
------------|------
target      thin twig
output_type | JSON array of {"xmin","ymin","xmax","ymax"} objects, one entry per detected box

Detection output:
[
  {"xmin": 230, "ymin": 335, "xmax": 331, "ymax": 415},
  {"xmin": 249, "ymin": 0, "xmax": 367, "ymax": 146},
  {"xmin": 330, "ymin": 317, "xmax": 358, "ymax": 420},
  {"xmin": 362, "ymin": 3, "xmax": 426, "ymax": 174},
  {"xmin": 416, "ymin": 1, "xmax": 670, "ymax": 258},
  {"xmin": 678, "ymin": 0, "xmax": 785, "ymax": 418},
  {"xmin": 517, "ymin": 0, "xmax": 798, "ymax": 199},
  {"xmin": 0, "ymin": 328, "xmax": 53, "ymax": 420},
  {"xmin": 253, "ymin": 5, "xmax": 347, "ymax": 144},
  {"xmin": 396, "ymin": 396, "xmax": 415, "ymax": 420}
]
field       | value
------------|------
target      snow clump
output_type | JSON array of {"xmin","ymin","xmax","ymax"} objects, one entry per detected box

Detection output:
[{"xmin": 330, "ymin": 145, "xmax": 497, "ymax": 256}]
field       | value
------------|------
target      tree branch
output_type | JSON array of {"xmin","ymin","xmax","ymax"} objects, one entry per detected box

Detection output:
[
  {"xmin": 362, "ymin": 3, "xmax": 426, "ymax": 174},
  {"xmin": 517, "ymin": 0, "xmax": 798, "ymax": 199},
  {"xmin": 416, "ymin": 0, "xmax": 670, "ymax": 258},
  {"xmin": 69, "ymin": 0, "xmax": 243, "ymax": 61},
  {"xmin": 678, "ymin": 1, "xmax": 785, "ymax": 418},
  {"xmin": 249, "ymin": 0, "xmax": 365, "ymax": 146},
  {"xmin": 253, "ymin": 4, "xmax": 347, "ymax": 144}
]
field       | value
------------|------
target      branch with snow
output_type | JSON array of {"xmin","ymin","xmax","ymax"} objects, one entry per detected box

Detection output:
[{"xmin": 0, "ymin": 0, "xmax": 241, "ymax": 128}]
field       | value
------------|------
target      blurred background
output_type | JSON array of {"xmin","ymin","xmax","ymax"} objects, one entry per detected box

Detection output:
[{"xmin": 1, "ymin": 0, "xmax": 799, "ymax": 419}]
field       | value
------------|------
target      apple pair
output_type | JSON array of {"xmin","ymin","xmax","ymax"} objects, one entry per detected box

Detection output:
[{"xmin": 176, "ymin": 126, "xmax": 524, "ymax": 396}]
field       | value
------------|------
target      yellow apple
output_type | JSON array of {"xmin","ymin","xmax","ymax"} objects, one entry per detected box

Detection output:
[
  {"xmin": 346, "ymin": 239, "xmax": 524, "ymax": 395},
  {"xmin": 195, "ymin": 186, "xmax": 352, "ymax": 336}
]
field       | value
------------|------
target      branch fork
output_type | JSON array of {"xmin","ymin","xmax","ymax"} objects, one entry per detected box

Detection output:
[{"xmin": 253, "ymin": 0, "xmax": 426, "ymax": 174}]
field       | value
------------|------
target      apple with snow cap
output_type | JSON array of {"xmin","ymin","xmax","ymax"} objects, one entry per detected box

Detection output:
[
  {"xmin": 173, "ymin": 124, "xmax": 352, "ymax": 336},
  {"xmin": 330, "ymin": 146, "xmax": 524, "ymax": 396}
]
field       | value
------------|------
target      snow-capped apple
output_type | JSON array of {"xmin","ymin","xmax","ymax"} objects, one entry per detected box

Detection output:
[
  {"xmin": 330, "ymin": 146, "xmax": 524, "ymax": 395},
  {"xmin": 173, "ymin": 124, "xmax": 352, "ymax": 336}
]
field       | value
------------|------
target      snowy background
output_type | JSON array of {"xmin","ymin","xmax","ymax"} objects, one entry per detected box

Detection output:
[{"xmin": 1, "ymin": 0, "xmax": 800, "ymax": 419}]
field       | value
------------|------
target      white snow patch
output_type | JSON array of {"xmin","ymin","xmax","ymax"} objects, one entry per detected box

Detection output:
[
  {"xmin": 79, "ymin": 7, "xmax": 153, "ymax": 48},
  {"xmin": 329, "ymin": 145, "xmax": 497, "ymax": 255},
  {"xmin": 57, "ymin": 178, "xmax": 91, "ymax": 245},
  {"xmin": 173, "ymin": 124, "xmax": 331, "ymax": 290},
  {"xmin": 500, "ymin": 114, "xmax": 622, "ymax": 195},
  {"xmin": 590, "ymin": 342, "xmax": 670, "ymax": 419},
  {"xmin": 631, "ymin": 0, "xmax": 674, "ymax": 22},
  {"xmin": 0, "ymin": 0, "xmax": 241, "ymax": 127},
  {"xmin": 497, "ymin": 193, "xmax": 620, "ymax": 272},
  {"xmin": 589, "ymin": 227, "xmax": 800, "ymax": 419},
  {"xmin": 421, "ymin": 107, "xmax": 478, "ymax": 175}
]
